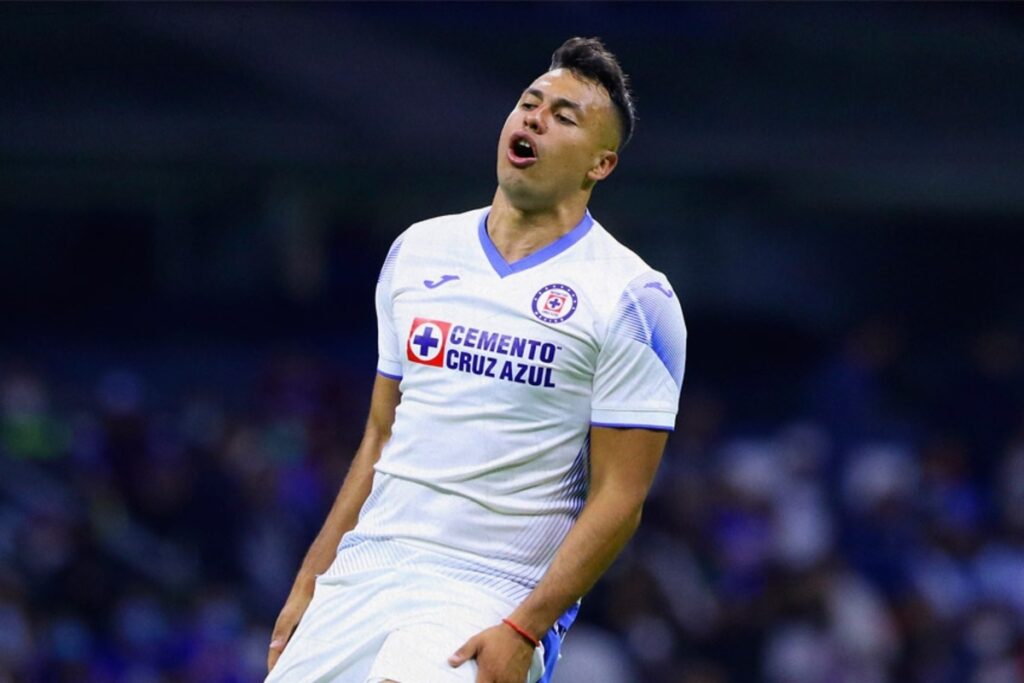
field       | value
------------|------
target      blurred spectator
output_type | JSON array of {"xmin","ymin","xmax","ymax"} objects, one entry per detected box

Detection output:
[{"xmin": 3, "ymin": 325, "xmax": 1024, "ymax": 681}]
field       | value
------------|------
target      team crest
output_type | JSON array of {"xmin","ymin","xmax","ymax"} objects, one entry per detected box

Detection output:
[{"xmin": 532, "ymin": 283, "xmax": 578, "ymax": 324}]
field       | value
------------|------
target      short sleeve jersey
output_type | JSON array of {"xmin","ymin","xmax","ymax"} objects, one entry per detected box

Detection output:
[{"xmin": 336, "ymin": 207, "xmax": 686, "ymax": 602}]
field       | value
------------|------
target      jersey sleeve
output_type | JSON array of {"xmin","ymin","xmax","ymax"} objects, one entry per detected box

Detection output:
[
  {"xmin": 375, "ymin": 235, "xmax": 405, "ymax": 380},
  {"xmin": 591, "ymin": 272, "xmax": 687, "ymax": 430}
]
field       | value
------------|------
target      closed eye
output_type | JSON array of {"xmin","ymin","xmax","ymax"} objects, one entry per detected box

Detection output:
[{"xmin": 556, "ymin": 114, "xmax": 577, "ymax": 125}]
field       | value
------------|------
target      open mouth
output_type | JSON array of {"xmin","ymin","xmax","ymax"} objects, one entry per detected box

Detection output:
[{"xmin": 507, "ymin": 133, "xmax": 538, "ymax": 168}]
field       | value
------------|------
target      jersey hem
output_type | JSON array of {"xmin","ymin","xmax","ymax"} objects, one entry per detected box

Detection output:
[
  {"xmin": 377, "ymin": 358, "xmax": 403, "ymax": 379},
  {"xmin": 591, "ymin": 421, "xmax": 675, "ymax": 432},
  {"xmin": 591, "ymin": 408, "xmax": 676, "ymax": 430}
]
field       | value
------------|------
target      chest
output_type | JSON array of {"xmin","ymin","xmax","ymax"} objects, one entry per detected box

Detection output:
[{"xmin": 391, "ymin": 256, "xmax": 601, "ymax": 389}]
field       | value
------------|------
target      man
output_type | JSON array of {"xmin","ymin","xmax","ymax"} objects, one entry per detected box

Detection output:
[{"xmin": 266, "ymin": 37, "xmax": 686, "ymax": 683}]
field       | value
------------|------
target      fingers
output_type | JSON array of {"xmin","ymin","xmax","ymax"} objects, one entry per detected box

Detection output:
[
  {"xmin": 267, "ymin": 616, "xmax": 298, "ymax": 672},
  {"xmin": 267, "ymin": 583, "xmax": 317, "ymax": 673},
  {"xmin": 447, "ymin": 634, "xmax": 480, "ymax": 668},
  {"xmin": 267, "ymin": 637, "xmax": 286, "ymax": 672}
]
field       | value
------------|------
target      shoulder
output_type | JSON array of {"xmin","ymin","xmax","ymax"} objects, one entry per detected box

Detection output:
[
  {"xmin": 399, "ymin": 206, "xmax": 486, "ymax": 246},
  {"xmin": 592, "ymin": 226, "xmax": 687, "ymax": 386},
  {"xmin": 585, "ymin": 220, "xmax": 653, "ymax": 274},
  {"xmin": 378, "ymin": 207, "xmax": 486, "ymax": 281},
  {"xmin": 576, "ymin": 219, "xmax": 680, "ymax": 319}
]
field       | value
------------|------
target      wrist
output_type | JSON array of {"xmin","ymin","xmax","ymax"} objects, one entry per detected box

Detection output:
[
  {"xmin": 502, "ymin": 617, "xmax": 541, "ymax": 649},
  {"xmin": 507, "ymin": 605, "xmax": 556, "ymax": 644}
]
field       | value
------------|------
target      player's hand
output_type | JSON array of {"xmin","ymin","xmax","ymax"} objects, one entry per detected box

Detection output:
[
  {"xmin": 267, "ymin": 576, "xmax": 316, "ymax": 672},
  {"xmin": 448, "ymin": 623, "xmax": 535, "ymax": 683}
]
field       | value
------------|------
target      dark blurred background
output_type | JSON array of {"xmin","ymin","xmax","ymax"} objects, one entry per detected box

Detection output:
[{"xmin": 1, "ymin": 3, "xmax": 1023, "ymax": 682}]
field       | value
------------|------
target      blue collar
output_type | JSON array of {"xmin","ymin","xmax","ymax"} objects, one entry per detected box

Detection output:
[{"xmin": 477, "ymin": 208, "xmax": 594, "ymax": 278}]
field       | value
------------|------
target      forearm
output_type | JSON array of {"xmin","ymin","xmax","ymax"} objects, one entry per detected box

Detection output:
[
  {"xmin": 507, "ymin": 489, "xmax": 643, "ymax": 639},
  {"xmin": 293, "ymin": 440, "xmax": 381, "ymax": 583},
  {"xmin": 289, "ymin": 374, "xmax": 399, "ymax": 590},
  {"xmin": 507, "ymin": 426, "xmax": 667, "ymax": 640}
]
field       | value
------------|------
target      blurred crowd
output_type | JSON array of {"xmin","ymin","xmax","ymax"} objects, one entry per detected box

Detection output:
[{"xmin": 1, "ymin": 322, "xmax": 1022, "ymax": 683}]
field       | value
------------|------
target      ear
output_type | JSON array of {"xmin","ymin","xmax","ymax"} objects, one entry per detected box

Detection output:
[{"xmin": 586, "ymin": 150, "xmax": 619, "ymax": 183}]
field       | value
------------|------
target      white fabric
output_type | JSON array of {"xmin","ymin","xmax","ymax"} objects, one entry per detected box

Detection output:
[
  {"xmin": 265, "ymin": 551, "xmax": 545, "ymax": 683},
  {"xmin": 336, "ymin": 207, "xmax": 686, "ymax": 603}
]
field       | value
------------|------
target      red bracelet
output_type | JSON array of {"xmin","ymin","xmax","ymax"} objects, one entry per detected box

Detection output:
[{"xmin": 502, "ymin": 618, "xmax": 541, "ymax": 649}]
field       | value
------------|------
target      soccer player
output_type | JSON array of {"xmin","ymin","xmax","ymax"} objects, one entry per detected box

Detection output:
[{"xmin": 266, "ymin": 37, "xmax": 686, "ymax": 683}]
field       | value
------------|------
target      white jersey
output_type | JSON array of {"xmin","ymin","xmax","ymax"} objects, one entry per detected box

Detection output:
[{"xmin": 328, "ymin": 207, "xmax": 686, "ymax": 603}]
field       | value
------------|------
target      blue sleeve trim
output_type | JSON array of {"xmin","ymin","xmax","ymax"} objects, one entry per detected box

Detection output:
[
  {"xmin": 377, "ymin": 236, "xmax": 404, "ymax": 284},
  {"xmin": 591, "ymin": 421, "xmax": 674, "ymax": 432},
  {"xmin": 607, "ymin": 274, "xmax": 686, "ymax": 389},
  {"xmin": 376, "ymin": 370, "xmax": 402, "ymax": 381}
]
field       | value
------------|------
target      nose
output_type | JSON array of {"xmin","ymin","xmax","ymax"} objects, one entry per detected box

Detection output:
[{"xmin": 523, "ymin": 106, "xmax": 546, "ymax": 134}]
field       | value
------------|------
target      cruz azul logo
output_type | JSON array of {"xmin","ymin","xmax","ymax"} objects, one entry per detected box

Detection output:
[
  {"xmin": 405, "ymin": 316, "xmax": 558, "ymax": 388},
  {"xmin": 532, "ymin": 283, "xmax": 578, "ymax": 324}
]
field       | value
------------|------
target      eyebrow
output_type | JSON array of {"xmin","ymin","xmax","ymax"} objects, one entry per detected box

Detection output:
[{"xmin": 524, "ymin": 88, "xmax": 584, "ymax": 116}]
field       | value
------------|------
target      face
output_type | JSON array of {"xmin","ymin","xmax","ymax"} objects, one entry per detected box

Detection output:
[{"xmin": 496, "ymin": 68, "xmax": 620, "ymax": 211}]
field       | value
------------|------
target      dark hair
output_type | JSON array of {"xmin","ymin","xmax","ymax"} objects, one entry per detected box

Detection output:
[{"xmin": 550, "ymin": 37, "xmax": 636, "ymax": 148}]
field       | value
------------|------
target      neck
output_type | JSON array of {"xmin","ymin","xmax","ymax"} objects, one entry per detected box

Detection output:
[{"xmin": 487, "ymin": 190, "xmax": 589, "ymax": 264}]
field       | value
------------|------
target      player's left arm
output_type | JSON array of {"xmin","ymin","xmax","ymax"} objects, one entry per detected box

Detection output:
[{"xmin": 449, "ymin": 425, "xmax": 667, "ymax": 683}]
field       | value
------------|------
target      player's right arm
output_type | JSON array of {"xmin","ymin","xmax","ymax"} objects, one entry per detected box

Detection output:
[{"xmin": 267, "ymin": 373, "xmax": 401, "ymax": 672}]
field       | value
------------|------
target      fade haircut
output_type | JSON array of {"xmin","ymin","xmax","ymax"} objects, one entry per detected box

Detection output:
[{"xmin": 549, "ymin": 37, "xmax": 636, "ymax": 149}]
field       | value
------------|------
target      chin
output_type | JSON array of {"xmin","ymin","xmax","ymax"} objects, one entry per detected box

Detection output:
[
  {"xmin": 500, "ymin": 185, "xmax": 556, "ymax": 213},
  {"xmin": 497, "ymin": 169, "xmax": 527, "ymax": 194}
]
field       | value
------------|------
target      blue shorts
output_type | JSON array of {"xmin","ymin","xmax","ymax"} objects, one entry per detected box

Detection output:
[{"xmin": 538, "ymin": 601, "xmax": 579, "ymax": 683}]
